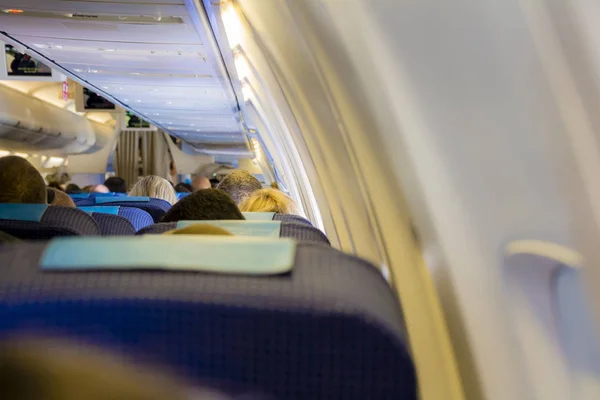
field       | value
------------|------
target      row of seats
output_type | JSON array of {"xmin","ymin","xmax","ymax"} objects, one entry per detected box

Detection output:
[
  {"xmin": 0, "ymin": 203, "xmax": 328, "ymax": 244},
  {"xmin": 0, "ymin": 235, "xmax": 416, "ymax": 399}
]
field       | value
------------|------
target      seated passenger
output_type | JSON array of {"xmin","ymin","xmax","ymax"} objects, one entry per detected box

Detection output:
[
  {"xmin": 104, "ymin": 176, "xmax": 127, "ymax": 193},
  {"xmin": 47, "ymin": 188, "xmax": 76, "ymax": 208},
  {"xmin": 217, "ymin": 170, "xmax": 262, "ymax": 205},
  {"xmin": 47, "ymin": 182, "xmax": 64, "ymax": 191},
  {"xmin": 129, "ymin": 175, "xmax": 178, "ymax": 205},
  {"xmin": 0, "ymin": 156, "xmax": 46, "ymax": 204},
  {"xmin": 174, "ymin": 182, "xmax": 193, "ymax": 193},
  {"xmin": 0, "ymin": 231, "xmax": 20, "ymax": 243},
  {"xmin": 0, "ymin": 337, "xmax": 222, "ymax": 400},
  {"xmin": 192, "ymin": 175, "xmax": 211, "ymax": 192},
  {"xmin": 164, "ymin": 224, "xmax": 233, "ymax": 236},
  {"xmin": 65, "ymin": 183, "xmax": 82, "ymax": 194},
  {"xmin": 90, "ymin": 184, "xmax": 110, "ymax": 194},
  {"xmin": 239, "ymin": 188, "xmax": 300, "ymax": 215},
  {"xmin": 161, "ymin": 189, "xmax": 244, "ymax": 222}
]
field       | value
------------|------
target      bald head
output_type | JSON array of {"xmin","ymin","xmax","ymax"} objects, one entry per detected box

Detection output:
[
  {"xmin": 217, "ymin": 170, "xmax": 262, "ymax": 205},
  {"xmin": 0, "ymin": 156, "xmax": 46, "ymax": 204},
  {"xmin": 191, "ymin": 175, "xmax": 211, "ymax": 192}
]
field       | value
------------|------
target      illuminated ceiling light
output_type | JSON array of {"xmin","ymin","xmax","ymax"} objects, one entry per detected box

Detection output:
[
  {"xmin": 221, "ymin": 3, "xmax": 242, "ymax": 49},
  {"xmin": 5, "ymin": 9, "xmax": 24, "ymax": 14},
  {"xmin": 167, "ymin": 101, "xmax": 172, "ymax": 105},
  {"xmin": 73, "ymin": 68, "xmax": 84, "ymax": 72},
  {"xmin": 234, "ymin": 54, "xmax": 250, "ymax": 80},
  {"xmin": 13, "ymin": 152, "xmax": 29, "ymax": 158},
  {"xmin": 131, "ymin": 72, "xmax": 141, "ymax": 75},
  {"xmin": 0, "ymin": 149, "xmax": 10, "ymax": 157},
  {"xmin": 241, "ymin": 82, "xmax": 253, "ymax": 102},
  {"xmin": 102, "ymin": 86, "xmax": 108, "ymax": 89}
]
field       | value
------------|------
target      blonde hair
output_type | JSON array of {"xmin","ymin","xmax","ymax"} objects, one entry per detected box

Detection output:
[
  {"xmin": 239, "ymin": 188, "xmax": 300, "ymax": 215},
  {"xmin": 129, "ymin": 176, "xmax": 178, "ymax": 205}
]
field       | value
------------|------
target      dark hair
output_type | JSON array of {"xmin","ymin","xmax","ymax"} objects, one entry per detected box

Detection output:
[
  {"xmin": 65, "ymin": 184, "xmax": 82, "ymax": 194},
  {"xmin": 104, "ymin": 177, "xmax": 127, "ymax": 193},
  {"xmin": 0, "ymin": 156, "xmax": 47, "ymax": 204},
  {"xmin": 174, "ymin": 183, "xmax": 193, "ymax": 193},
  {"xmin": 161, "ymin": 189, "xmax": 245, "ymax": 223},
  {"xmin": 47, "ymin": 182, "xmax": 63, "ymax": 191},
  {"xmin": 217, "ymin": 170, "xmax": 262, "ymax": 205}
]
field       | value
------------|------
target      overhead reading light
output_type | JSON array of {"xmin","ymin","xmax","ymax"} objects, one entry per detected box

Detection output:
[
  {"xmin": 221, "ymin": 3, "xmax": 242, "ymax": 49},
  {"xmin": 241, "ymin": 80, "xmax": 254, "ymax": 102},
  {"xmin": 234, "ymin": 54, "xmax": 250, "ymax": 80}
]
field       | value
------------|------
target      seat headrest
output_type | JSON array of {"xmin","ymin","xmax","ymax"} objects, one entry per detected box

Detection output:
[
  {"xmin": 242, "ymin": 212, "xmax": 276, "ymax": 221},
  {"xmin": 40, "ymin": 236, "xmax": 296, "ymax": 275},
  {"xmin": 176, "ymin": 220, "xmax": 281, "ymax": 238},
  {"xmin": 78, "ymin": 206, "xmax": 120, "ymax": 215},
  {"xmin": 0, "ymin": 204, "xmax": 48, "ymax": 222},
  {"xmin": 95, "ymin": 196, "xmax": 150, "ymax": 204},
  {"xmin": 69, "ymin": 193, "xmax": 90, "ymax": 199}
]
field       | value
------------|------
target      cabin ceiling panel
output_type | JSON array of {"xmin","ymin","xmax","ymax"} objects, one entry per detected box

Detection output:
[{"xmin": 0, "ymin": 0, "xmax": 246, "ymax": 153}]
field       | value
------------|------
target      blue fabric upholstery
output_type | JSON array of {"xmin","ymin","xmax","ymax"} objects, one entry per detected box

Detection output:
[
  {"xmin": 0, "ymin": 206, "xmax": 100, "ymax": 239},
  {"xmin": 0, "ymin": 241, "xmax": 416, "ymax": 399},
  {"xmin": 137, "ymin": 221, "xmax": 330, "ymax": 245},
  {"xmin": 75, "ymin": 198, "xmax": 171, "ymax": 223},
  {"xmin": 176, "ymin": 192, "xmax": 191, "ymax": 200},
  {"xmin": 274, "ymin": 214, "xmax": 313, "ymax": 226},
  {"xmin": 117, "ymin": 207, "xmax": 154, "ymax": 231},
  {"xmin": 91, "ymin": 213, "xmax": 135, "ymax": 236}
]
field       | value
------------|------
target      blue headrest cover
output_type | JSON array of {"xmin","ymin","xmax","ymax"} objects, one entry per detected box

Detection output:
[
  {"xmin": 69, "ymin": 193, "xmax": 90, "ymax": 199},
  {"xmin": 0, "ymin": 203, "xmax": 48, "ymax": 222},
  {"xmin": 95, "ymin": 196, "xmax": 150, "ymax": 204},
  {"xmin": 41, "ymin": 236, "xmax": 296, "ymax": 275},
  {"xmin": 78, "ymin": 206, "xmax": 120, "ymax": 215}
]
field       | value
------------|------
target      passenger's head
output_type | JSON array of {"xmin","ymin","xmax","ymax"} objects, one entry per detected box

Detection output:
[
  {"xmin": 174, "ymin": 182, "xmax": 193, "ymax": 193},
  {"xmin": 0, "ymin": 337, "xmax": 207, "ymax": 400},
  {"xmin": 47, "ymin": 188, "xmax": 75, "ymax": 208},
  {"xmin": 164, "ymin": 224, "xmax": 233, "ymax": 236},
  {"xmin": 161, "ymin": 189, "xmax": 244, "ymax": 223},
  {"xmin": 0, "ymin": 156, "xmax": 47, "ymax": 204},
  {"xmin": 217, "ymin": 170, "xmax": 262, "ymax": 205},
  {"xmin": 104, "ymin": 177, "xmax": 127, "ymax": 193},
  {"xmin": 192, "ymin": 175, "xmax": 211, "ymax": 192},
  {"xmin": 65, "ymin": 183, "xmax": 81, "ymax": 194},
  {"xmin": 129, "ymin": 175, "xmax": 178, "ymax": 205},
  {"xmin": 239, "ymin": 188, "xmax": 300, "ymax": 215},
  {"xmin": 47, "ymin": 182, "xmax": 63, "ymax": 191},
  {"xmin": 90, "ymin": 185, "xmax": 109, "ymax": 194}
]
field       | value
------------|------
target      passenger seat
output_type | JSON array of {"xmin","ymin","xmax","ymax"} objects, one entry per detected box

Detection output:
[
  {"xmin": 0, "ymin": 237, "xmax": 416, "ymax": 399},
  {"xmin": 137, "ymin": 220, "xmax": 330, "ymax": 245},
  {"xmin": 0, "ymin": 204, "xmax": 100, "ymax": 239},
  {"xmin": 74, "ymin": 197, "xmax": 170, "ymax": 222}
]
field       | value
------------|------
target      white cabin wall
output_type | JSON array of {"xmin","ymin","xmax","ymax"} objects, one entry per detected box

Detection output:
[
  {"xmin": 229, "ymin": 1, "xmax": 463, "ymax": 399},
  {"xmin": 222, "ymin": 0, "xmax": 600, "ymax": 399}
]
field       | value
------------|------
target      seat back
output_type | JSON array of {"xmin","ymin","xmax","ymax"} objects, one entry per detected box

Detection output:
[
  {"xmin": 137, "ymin": 220, "xmax": 330, "ymax": 244},
  {"xmin": 75, "ymin": 197, "xmax": 170, "ymax": 222},
  {"xmin": 90, "ymin": 213, "xmax": 135, "ymax": 236},
  {"xmin": 0, "ymin": 239, "xmax": 416, "ymax": 399},
  {"xmin": 79, "ymin": 206, "xmax": 153, "ymax": 232},
  {"xmin": 0, "ymin": 205, "xmax": 100, "ymax": 239},
  {"xmin": 274, "ymin": 214, "xmax": 313, "ymax": 226}
]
